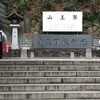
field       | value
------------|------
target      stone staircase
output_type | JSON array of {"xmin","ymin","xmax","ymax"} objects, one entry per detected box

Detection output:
[{"xmin": 0, "ymin": 59, "xmax": 100, "ymax": 100}]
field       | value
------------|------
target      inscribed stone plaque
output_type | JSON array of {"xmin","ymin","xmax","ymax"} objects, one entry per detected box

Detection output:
[{"xmin": 34, "ymin": 35, "xmax": 92, "ymax": 49}]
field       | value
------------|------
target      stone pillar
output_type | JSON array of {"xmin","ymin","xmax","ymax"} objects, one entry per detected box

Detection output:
[
  {"xmin": 30, "ymin": 52, "xmax": 34, "ymax": 58},
  {"xmin": 10, "ymin": 24, "xmax": 20, "ymax": 49},
  {"xmin": 85, "ymin": 49, "xmax": 92, "ymax": 59},
  {"xmin": 21, "ymin": 47, "xmax": 30, "ymax": 59},
  {"xmin": 70, "ymin": 52, "xmax": 74, "ymax": 59},
  {"xmin": 21, "ymin": 49, "xmax": 27, "ymax": 59}
]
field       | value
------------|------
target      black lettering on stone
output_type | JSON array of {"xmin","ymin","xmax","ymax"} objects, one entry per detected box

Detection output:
[
  {"xmin": 62, "ymin": 38, "xmax": 69, "ymax": 45},
  {"xmin": 38, "ymin": 39, "xmax": 43, "ymax": 44},
  {"xmin": 81, "ymin": 39, "xmax": 87, "ymax": 45},
  {"xmin": 71, "ymin": 38, "xmax": 78, "ymax": 45},
  {"xmin": 46, "ymin": 39, "xmax": 51, "ymax": 45},
  {"xmin": 54, "ymin": 39, "xmax": 60, "ymax": 45}
]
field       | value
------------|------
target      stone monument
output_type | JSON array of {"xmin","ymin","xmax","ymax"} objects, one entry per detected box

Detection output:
[{"xmin": 6, "ymin": 10, "xmax": 24, "ymax": 49}]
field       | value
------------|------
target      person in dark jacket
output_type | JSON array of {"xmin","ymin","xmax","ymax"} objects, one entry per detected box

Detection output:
[{"xmin": 0, "ymin": 30, "xmax": 7, "ymax": 59}]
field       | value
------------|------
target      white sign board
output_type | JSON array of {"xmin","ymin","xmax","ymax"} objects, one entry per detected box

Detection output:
[{"xmin": 43, "ymin": 11, "xmax": 82, "ymax": 32}]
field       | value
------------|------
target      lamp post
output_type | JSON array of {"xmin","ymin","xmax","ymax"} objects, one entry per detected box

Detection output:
[{"xmin": 6, "ymin": 10, "xmax": 24, "ymax": 49}]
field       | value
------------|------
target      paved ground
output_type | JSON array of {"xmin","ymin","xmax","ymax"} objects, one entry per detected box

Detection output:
[{"xmin": 1, "ymin": 57, "xmax": 100, "ymax": 61}]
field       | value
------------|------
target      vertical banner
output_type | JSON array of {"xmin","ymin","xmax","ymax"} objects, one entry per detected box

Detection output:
[{"xmin": 43, "ymin": 11, "xmax": 82, "ymax": 32}]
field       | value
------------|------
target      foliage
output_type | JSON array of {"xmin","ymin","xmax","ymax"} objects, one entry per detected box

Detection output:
[
  {"xmin": 35, "ymin": 0, "xmax": 55, "ymax": 28},
  {"xmin": 51, "ymin": 0, "xmax": 63, "ymax": 3},
  {"xmin": 3, "ymin": 0, "xmax": 100, "ymax": 23},
  {"xmin": 91, "ymin": 0, "xmax": 96, "ymax": 6},
  {"xmin": 62, "ymin": 0, "xmax": 81, "ymax": 11},
  {"xmin": 3, "ymin": 0, "xmax": 31, "ymax": 15},
  {"xmin": 16, "ymin": 0, "xmax": 31, "ymax": 15},
  {"xmin": 40, "ymin": 0, "xmax": 53, "ymax": 11},
  {"xmin": 34, "ymin": 12, "xmax": 42, "ymax": 28},
  {"xmin": 84, "ymin": 12, "xmax": 100, "ymax": 23},
  {"xmin": 83, "ymin": 0, "xmax": 100, "ymax": 23}
]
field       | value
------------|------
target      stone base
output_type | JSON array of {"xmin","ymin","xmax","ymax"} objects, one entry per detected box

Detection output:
[
  {"xmin": 21, "ymin": 49, "xmax": 27, "ymax": 59},
  {"xmin": 70, "ymin": 52, "xmax": 74, "ymax": 59},
  {"xmin": 11, "ymin": 45, "xmax": 19, "ymax": 49},
  {"xmin": 30, "ymin": 52, "xmax": 34, "ymax": 58},
  {"xmin": 85, "ymin": 49, "xmax": 92, "ymax": 59}
]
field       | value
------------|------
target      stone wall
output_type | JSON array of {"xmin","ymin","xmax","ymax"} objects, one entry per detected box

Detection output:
[
  {"xmin": 0, "ymin": 0, "xmax": 8, "ymax": 30},
  {"xmin": 83, "ymin": 20, "xmax": 100, "ymax": 38}
]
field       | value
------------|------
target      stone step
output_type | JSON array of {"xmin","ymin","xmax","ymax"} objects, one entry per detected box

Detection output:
[
  {"xmin": 1, "ymin": 91, "xmax": 100, "ymax": 99},
  {"xmin": 0, "ymin": 84, "xmax": 100, "ymax": 92},
  {"xmin": 0, "ymin": 77, "xmax": 99, "ymax": 84},
  {"xmin": 0, "ymin": 65, "xmax": 100, "ymax": 71},
  {"xmin": 0, "ymin": 60, "xmax": 100, "ymax": 65},
  {"xmin": 2, "ymin": 98, "xmax": 100, "ymax": 100},
  {"xmin": 0, "ymin": 60, "xmax": 100, "ymax": 99},
  {"xmin": 1, "ymin": 71, "xmax": 100, "ymax": 77}
]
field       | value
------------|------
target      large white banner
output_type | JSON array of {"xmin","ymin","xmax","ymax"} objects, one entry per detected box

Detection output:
[{"xmin": 43, "ymin": 11, "xmax": 82, "ymax": 32}]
